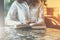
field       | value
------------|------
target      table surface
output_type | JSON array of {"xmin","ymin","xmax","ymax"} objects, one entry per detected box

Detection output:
[{"xmin": 0, "ymin": 26, "xmax": 60, "ymax": 40}]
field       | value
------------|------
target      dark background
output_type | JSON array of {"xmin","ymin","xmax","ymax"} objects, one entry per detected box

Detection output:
[{"xmin": 0, "ymin": 0, "xmax": 4, "ymax": 27}]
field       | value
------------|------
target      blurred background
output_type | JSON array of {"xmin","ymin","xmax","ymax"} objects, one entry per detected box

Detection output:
[{"xmin": 4, "ymin": 0, "xmax": 14, "ymax": 16}]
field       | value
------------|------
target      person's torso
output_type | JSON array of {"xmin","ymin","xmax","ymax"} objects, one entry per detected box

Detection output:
[{"xmin": 14, "ymin": 1, "xmax": 41, "ymax": 23}]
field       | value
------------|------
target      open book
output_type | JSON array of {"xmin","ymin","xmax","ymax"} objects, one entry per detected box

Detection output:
[{"xmin": 14, "ymin": 23, "xmax": 46, "ymax": 29}]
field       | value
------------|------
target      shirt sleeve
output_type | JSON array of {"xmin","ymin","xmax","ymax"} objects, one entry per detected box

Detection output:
[
  {"xmin": 37, "ymin": 6, "xmax": 44, "ymax": 23},
  {"xmin": 5, "ymin": 2, "xmax": 21, "ymax": 25}
]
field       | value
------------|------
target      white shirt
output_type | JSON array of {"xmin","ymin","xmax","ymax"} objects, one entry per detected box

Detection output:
[{"xmin": 5, "ymin": 1, "xmax": 43, "ymax": 25}]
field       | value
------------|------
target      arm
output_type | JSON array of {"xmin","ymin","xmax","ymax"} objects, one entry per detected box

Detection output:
[
  {"xmin": 36, "ymin": 6, "xmax": 44, "ymax": 24},
  {"xmin": 5, "ymin": 2, "xmax": 21, "ymax": 25},
  {"xmin": 30, "ymin": 6, "xmax": 44, "ymax": 26}
]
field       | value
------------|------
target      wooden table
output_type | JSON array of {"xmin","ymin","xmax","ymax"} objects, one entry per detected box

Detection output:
[{"xmin": 0, "ymin": 26, "xmax": 60, "ymax": 40}]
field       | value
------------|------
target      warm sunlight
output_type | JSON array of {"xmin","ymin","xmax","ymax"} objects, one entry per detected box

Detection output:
[{"xmin": 44, "ymin": 0, "xmax": 60, "ymax": 18}]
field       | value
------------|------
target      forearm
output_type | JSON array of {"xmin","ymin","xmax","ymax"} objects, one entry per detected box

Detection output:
[
  {"xmin": 29, "ymin": 20, "xmax": 43, "ymax": 26},
  {"xmin": 5, "ymin": 19, "xmax": 21, "ymax": 25}
]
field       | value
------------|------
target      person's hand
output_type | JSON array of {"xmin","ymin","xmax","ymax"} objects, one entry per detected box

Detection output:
[
  {"xmin": 29, "ymin": 23, "xmax": 37, "ymax": 26},
  {"xmin": 30, "ymin": 20, "xmax": 36, "ymax": 23},
  {"xmin": 26, "ymin": 20, "xmax": 36, "ymax": 24},
  {"xmin": 26, "ymin": 21, "xmax": 31, "ymax": 24}
]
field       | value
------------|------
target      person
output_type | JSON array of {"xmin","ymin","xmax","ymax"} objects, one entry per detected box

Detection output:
[{"xmin": 5, "ymin": 0, "xmax": 44, "ymax": 27}]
